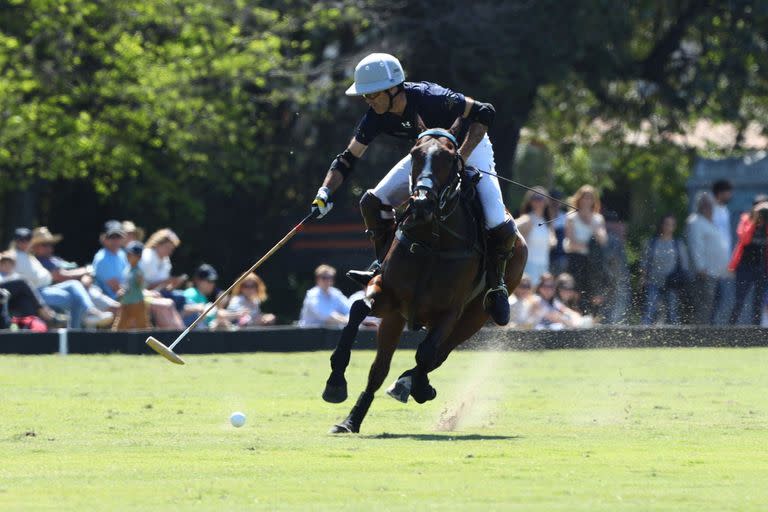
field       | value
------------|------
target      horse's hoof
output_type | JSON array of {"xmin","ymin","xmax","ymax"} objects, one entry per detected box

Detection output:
[
  {"xmin": 322, "ymin": 383, "xmax": 348, "ymax": 403},
  {"xmin": 412, "ymin": 385, "xmax": 437, "ymax": 404},
  {"xmin": 386, "ymin": 375, "xmax": 412, "ymax": 404},
  {"xmin": 328, "ymin": 421, "xmax": 358, "ymax": 434}
]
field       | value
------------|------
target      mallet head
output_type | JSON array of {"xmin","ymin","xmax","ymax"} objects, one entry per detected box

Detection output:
[{"xmin": 145, "ymin": 336, "xmax": 185, "ymax": 365}]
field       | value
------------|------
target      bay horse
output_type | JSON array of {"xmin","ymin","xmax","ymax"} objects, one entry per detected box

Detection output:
[{"xmin": 323, "ymin": 123, "xmax": 527, "ymax": 433}]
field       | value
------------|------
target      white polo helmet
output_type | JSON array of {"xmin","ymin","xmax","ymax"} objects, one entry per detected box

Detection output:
[{"xmin": 345, "ymin": 53, "xmax": 405, "ymax": 96}]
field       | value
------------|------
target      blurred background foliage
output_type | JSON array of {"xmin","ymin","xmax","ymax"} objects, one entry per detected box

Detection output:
[{"xmin": 1, "ymin": 0, "xmax": 766, "ymax": 317}]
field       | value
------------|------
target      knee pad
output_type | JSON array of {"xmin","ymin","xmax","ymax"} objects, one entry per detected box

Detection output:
[
  {"xmin": 360, "ymin": 191, "xmax": 394, "ymax": 230},
  {"xmin": 488, "ymin": 218, "xmax": 519, "ymax": 253}
]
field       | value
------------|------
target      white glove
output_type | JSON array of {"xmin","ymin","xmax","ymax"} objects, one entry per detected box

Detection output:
[{"xmin": 311, "ymin": 186, "xmax": 333, "ymax": 218}]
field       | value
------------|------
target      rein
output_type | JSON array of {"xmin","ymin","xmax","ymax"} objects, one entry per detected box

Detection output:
[{"xmin": 399, "ymin": 133, "xmax": 481, "ymax": 259}]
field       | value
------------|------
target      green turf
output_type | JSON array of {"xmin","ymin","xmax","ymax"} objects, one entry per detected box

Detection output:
[{"xmin": 1, "ymin": 348, "xmax": 767, "ymax": 511}]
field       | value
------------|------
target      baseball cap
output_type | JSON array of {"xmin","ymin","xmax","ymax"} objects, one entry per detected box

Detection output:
[
  {"xmin": 13, "ymin": 227, "xmax": 32, "ymax": 241},
  {"xmin": 125, "ymin": 240, "xmax": 145, "ymax": 256},
  {"xmin": 104, "ymin": 220, "xmax": 126, "ymax": 238},
  {"xmin": 194, "ymin": 263, "xmax": 218, "ymax": 281}
]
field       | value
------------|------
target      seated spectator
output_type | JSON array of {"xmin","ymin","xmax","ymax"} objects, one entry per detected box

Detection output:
[
  {"xmin": 30, "ymin": 226, "xmax": 117, "ymax": 314},
  {"xmin": 298, "ymin": 264, "xmax": 350, "ymax": 328},
  {"xmin": 183, "ymin": 263, "xmax": 220, "ymax": 329},
  {"xmin": 140, "ymin": 228, "xmax": 186, "ymax": 311},
  {"xmin": 508, "ymin": 274, "xmax": 537, "ymax": 328},
  {"xmin": 122, "ymin": 220, "xmax": 145, "ymax": 244},
  {"xmin": 533, "ymin": 273, "xmax": 583, "ymax": 330},
  {"xmin": 222, "ymin": 273, "xmax": 276, "ymax": 328},
  {"xmin": 92, "ymin": 221, "xmax": 129, "ymax": 300},
  {"xmin": 0, "ymin": 250, "xmax": 55, "ymax": 321},
  {"xmin": 113, "ymin": 241, "xmax": 149, "ymax": 330},
  {"xmin": 515, "ymin": 187, "xmax": 556, "ymax": 287},
  {"xmin": 564, "ymin": 185, "xmax": 608, "ymax": 314},
  {"xmin": 12, "ymin": 227, "xmax": 113, "ymax": 328},
  {"xmin": 555, "ymin": 273, "xmax": 580, "ymax": 311},
  {"xmin": 30, "ymin": 227, "xmax": 91, "ymax": 283},
  {"xmin": 641, "ymin": 214, "xmax": 689, "ymax": 325}
]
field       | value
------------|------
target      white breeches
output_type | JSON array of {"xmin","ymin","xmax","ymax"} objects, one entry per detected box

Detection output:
[{"xmin": 370, "ymin": 134, "xmax": 506, "ymax": 229}]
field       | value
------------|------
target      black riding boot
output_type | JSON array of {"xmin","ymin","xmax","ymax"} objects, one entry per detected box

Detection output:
[
  {"xmin": 346, "ymin": 191, "xmax": 395, "ymax": 286},
  {"xmin": 483, "ymin": 219, "xmax": 518, "ymax": 326}
]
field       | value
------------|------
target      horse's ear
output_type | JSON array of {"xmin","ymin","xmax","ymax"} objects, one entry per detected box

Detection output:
[
  {"xmin": 448, "ymin": 116, "xmax": 463, "ymax": 137},
  {"xmin": 415, "ymin": 114, "xmax": 428, "ymax": 133}
]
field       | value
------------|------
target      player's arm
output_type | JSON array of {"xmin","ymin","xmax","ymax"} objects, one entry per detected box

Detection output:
[
  {"xmin": 457, "ymin": 97, "xmax": 495, "ymax": 162},
  {"xmin": 312, "ymin": 139, "xmax": 367, "ymax": 218},
  {"xmin": 320, "ymin": 139, "xmax": 368, "ymax": 194}
]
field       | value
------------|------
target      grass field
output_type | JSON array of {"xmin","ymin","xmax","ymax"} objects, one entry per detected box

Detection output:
[{"xmin": 1, "ymin": 347, "xmax": 767, "ymax": 511}]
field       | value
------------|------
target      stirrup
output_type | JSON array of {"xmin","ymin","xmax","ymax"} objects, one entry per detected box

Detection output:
[{"xmin": 346, "ymin": 260, "xmax": 381, "ymax": 286}]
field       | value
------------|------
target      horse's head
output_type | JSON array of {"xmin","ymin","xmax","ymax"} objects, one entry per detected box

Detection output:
[{"xmin": 408, "ymin": 125, "xmax": 462, "ymax": 225}]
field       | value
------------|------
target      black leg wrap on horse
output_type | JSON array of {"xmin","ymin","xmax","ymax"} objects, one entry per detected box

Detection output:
[
  {"xmin": 324, "ymin": 300, "xmax": 372, "ymax": 404},
  {"xmin": 415, "ymin": 339, "xmax": 437, "ymax": 371},
  {"xmin": 330, "ymin": 391, "xmax": 374, "ymax": 433},
  {"xmin": 484, "ymin": 218, "xmax": 518, "ymax": 326},
  {"xmin": 331, "ymin": 298, "xmax": 371, "ymax": 370}
]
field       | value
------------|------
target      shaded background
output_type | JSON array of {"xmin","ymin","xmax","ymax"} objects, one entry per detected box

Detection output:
[{"xmin": 1, "ymin": 0, "xmax": 766, "ymax": 319}]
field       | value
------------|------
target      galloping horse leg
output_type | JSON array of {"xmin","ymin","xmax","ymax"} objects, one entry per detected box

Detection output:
[
  {"xmin": 388, "ymin": 313, "xmax": 458, "ymax": 404},
  {"xmin": 329, "ymin": 313, "xmax": 405, "ymax": 434},
  {"xmin": 322, "ymin": 298, "xmax": 371, "ymax": 403}
]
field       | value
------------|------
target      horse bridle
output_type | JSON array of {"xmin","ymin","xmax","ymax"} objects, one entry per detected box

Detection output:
[{"xmin": 411, "ymin": 129, "xmax": 464, "ymax": 220}]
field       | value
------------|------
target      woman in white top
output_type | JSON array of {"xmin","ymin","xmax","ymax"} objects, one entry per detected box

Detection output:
[
  {"xmin": 140, "ymin": 229, "xmax": 184, "ymax": 290},
  {"xmin": 138, "ymin": 228, "xmax": 186, "ymax": 328},
  {"xmin": 564, "ymin": 185, "xmax": 608, "ymax": 313},
  {"xmin": 515, "ymin": 187, "xmax": 556, "ymax": 287}
]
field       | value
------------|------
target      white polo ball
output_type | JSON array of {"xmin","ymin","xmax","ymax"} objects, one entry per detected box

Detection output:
[{"xmin": 230, "ymin": 411, "xmax": 246, "ymax": 428}]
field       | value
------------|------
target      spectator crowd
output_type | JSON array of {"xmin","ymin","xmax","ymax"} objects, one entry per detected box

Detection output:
[{"xmin": 1, "ymin": 179, "xmax": 766, "ymax": 332}]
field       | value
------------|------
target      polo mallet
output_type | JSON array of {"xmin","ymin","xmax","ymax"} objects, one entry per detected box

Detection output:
[{"xmin": 145, "ymin": 211, "xmax": 314, "ymax": 364}]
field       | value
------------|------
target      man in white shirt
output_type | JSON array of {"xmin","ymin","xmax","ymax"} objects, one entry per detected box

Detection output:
[
  {"xmin": 686, "ymin": 193, "xmax": 730, "ymax": 325},
  {"xmin": 298, "ymin": 265, "xmax": 350, "ymax": 328},
  {"xmin": 710, "ymin": 179, "xmax": 735, "ymax": 324}
]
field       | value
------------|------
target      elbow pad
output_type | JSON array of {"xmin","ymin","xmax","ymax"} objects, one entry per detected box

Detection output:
[
  {"xmin": 329, "ymin": 149, "xmax": 358, "ymax": 179},
  {"xmin": 468, "ymin": 101, "xmax": 495, "ymax": 127}
]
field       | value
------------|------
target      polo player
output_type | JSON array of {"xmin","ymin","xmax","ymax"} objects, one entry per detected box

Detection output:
[{"xmin": 310, "ymin": 53, "xmax": 518, "ymax": 326}]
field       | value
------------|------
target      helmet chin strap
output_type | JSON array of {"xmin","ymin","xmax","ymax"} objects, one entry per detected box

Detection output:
[{"xmin": 384, "ymin": 85, "xmax": 404, "ymax": 113}]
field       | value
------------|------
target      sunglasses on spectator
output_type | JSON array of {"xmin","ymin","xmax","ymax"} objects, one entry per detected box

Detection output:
[
  {"xmin": 539, "ymin": 283, "xmax": 554, "ymax": 289},
  {"xmin": 241, "ymin": 282, "xmax": 258, "ymax": 289},
  {"xmin": 362, "ymin": 91, "xmax": 384, "ymax": 100},
  {"xmin": 319, "ymin": 274, "xmax": 335, "ymax": 280}
]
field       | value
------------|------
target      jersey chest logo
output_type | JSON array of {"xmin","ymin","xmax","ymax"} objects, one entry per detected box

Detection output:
[{"xmin": 401, "ymin": 120, "xmax": 412, "ymax": 129}]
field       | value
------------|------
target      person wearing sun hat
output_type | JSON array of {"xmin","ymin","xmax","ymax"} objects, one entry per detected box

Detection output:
[
  {"xmin": 11, "ymin": 226, "xmax": 113, "ymax": 328},
  {"xmin": 30, "ymin": 227, "xmax": 91, "ymax": 283}
]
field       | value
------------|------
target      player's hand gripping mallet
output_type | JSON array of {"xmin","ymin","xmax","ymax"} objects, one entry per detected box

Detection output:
[{"xmin": 145, "ymin": 212, "xmax": 314, "ymax": 364}]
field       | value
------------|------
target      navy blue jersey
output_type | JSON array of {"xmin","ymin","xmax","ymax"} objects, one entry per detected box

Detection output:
[{"xmin": 354, "ymin": 81, "xmax": 466, "ymax": 145}]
